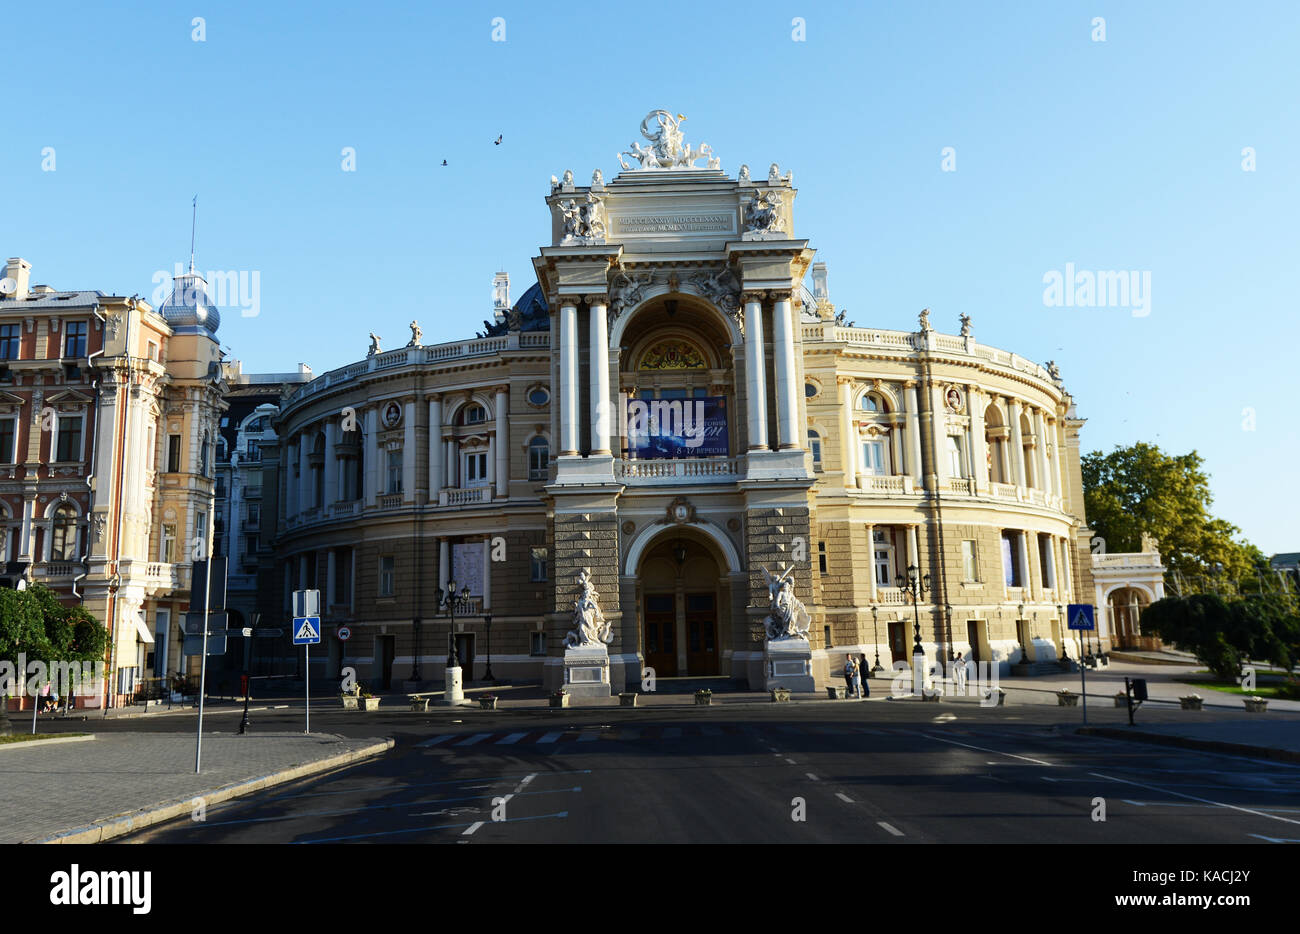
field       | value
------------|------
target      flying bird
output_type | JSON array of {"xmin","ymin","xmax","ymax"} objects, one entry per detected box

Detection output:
[
  {"xmin": 494, "ymin": 135, "xmax": 503, "ymax": 145},
  {"xmin": 441, "ymin": 159, "xmax": 448, "ymax": 166}
]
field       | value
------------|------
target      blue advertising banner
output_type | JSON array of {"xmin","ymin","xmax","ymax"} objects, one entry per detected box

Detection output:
[{"xmin": 626, "ymin": 396, "xmax": 729, "ymax": 459}]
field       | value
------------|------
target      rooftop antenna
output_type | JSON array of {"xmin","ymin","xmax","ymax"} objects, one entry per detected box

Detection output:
[{"xmin": 189, "ymin": 195, "xmax": 198, "ymax": 274}]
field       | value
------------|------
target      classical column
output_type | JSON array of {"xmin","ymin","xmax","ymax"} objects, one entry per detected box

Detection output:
[
  {"xmin": 300, "ymin": 431, "xmax": 312, "ymax": 509},
  {"xmin": 1048, "ymin": 416, "xmax": 1063, "ymax": 499},
  {"xmin": 905, "ymin": 382, "xmax": 923, "ymax": 485},
  {"xmin": 907, "ymin": 524, "xmax": 920, "ymax": 569},
  {"xmin": 1058, "ymin": 536, "xmax": 1073, "ymax": 597},
  {"xmin": 1032, "ymin": 408, "xmax": 1049, "ymax": 493},
  {"xmin": 494, "ymin": 385, "xmax": 509, "ymax": 496},
  {"xmin": 864, "ymin": 523, "xmax": 877, "ymax": 602},
  {"xmin": 18, "ymin": 497, "xmax": 32, "ymax": 560},
  {"xmin": 838, "ymin": 377, "xmax": 856, "ymax": 490},
  {"xmin": 969, "ymin": 386, "xmax": 988, "ymax": 494},
  {"xmin": 326, "ymin": 548, "xmax": 337, "ymax": 608},
  {"xmin": 323, "ymin": 419, "xmax": 337, "ymax": 509},
  {"xmin": 1044, "ymin": 534, "xmax": 1058, "ymax": 593},
  {"xmin": 286, "ymin": 438, "xmax": 299, "ymax": 516},
  {"xmin": 438, "ymin": 538, "xmax": 449, "ymax": 593},
  {"xmin": 482, "ymin": 538, "xmax": 492, "ymax": 612},
  {"xmin": 743, "ymin": 292, "xmax": 768, "ymax": 450},
  {"xmin": 445, "ymin": 438, "xmax": 456, "ymax": 489},
  {"xmin": 587, "ymin": 297, "xmax": 611, "ymax": 455},
  {"xmin": 486, "ymin": 435, "xmax": 496, "ymax": 494},
  {"xmin": 403, "ymin": 401, "xmax": 416, "ymax": 499},
  {"xmin": 771, "ymin": 291, "xmax": 799, "ymax": 449},
  {"xmin": 930, "ymin": 383, "xmax": 949, "ymax": 483},
  {"xmin": 429, "ymin": 395, "xmax": 443, "ymax": 496},
  {"xmin": 1019, "ymin": 531, "xmax": 1033, "ymax": 599},
  {"xmin": 1007, "ymin": 398, "xmax": 1026, "ymax": 487},
  {"xmin": 559, "ymin": 299, "xmax": 579, "ymax": 455}
]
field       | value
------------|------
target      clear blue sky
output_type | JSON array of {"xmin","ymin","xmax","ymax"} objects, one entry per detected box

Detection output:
[{"xmin": 5, "ymin": 1, "xmax": 1297, "ymax": 553}]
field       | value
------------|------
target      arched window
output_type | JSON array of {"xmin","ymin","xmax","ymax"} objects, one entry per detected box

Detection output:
[
  {"xmin": 528, "ymin": 436, "xmax": 549, "ymax": 480},
  {"xmin": 860, "ymin": 393, "xmax": 882, "ymax": 412},
  {"xmin": 462, "ymin": 404, "xmax": 487, "ymax": 425},
  {"xmin": 808, "ymin": 430, "xmax": 822, "ymax": 469},
  {"xmin": 50, "ymin": 505, "xmax": 77, "ymax": 561}
]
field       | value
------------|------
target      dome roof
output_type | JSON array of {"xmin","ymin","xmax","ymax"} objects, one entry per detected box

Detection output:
[
  {"xmin": 479, "ymin": 280, "xmax": 550, "ymax": 337},
  {"xmin": 159, "ymin": 269, "xmax": 221, "ymax": 334}
]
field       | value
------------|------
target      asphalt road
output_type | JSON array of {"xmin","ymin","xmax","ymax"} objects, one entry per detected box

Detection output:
[{"xmin": 102, "ymin": 700, "xmax": 1300, "ymax": 844}]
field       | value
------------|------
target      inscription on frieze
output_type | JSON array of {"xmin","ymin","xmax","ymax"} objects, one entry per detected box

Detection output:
[{"xmin": 614, "ymin": 212, "xmax": 735, "ymax": 235}]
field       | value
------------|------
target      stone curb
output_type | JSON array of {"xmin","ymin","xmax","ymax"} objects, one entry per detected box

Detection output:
[
  {"xmin": 1076, "ymin": 726, "xmax": 1300, "ymax": 765},
  {"xmin": 29, "ymin": 736, "xmax": 394, "ymax": 845},
  {"xmin": 0, "ymin": 734, "xmax": 96, "ymax": 751}
]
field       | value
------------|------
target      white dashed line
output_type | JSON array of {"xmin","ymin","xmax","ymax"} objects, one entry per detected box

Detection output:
[
  {"xmin": 924, "ymin": 732, "xmax": 1054, "ymax": 766},
  {"xmin": 784, "ymin": 758, "xmax": 797, "ymax": 765},
  {"xmin": 806, "ymin": 773, "xmax": 820, "ymax": 782},
  {"xmin": 836, "ymin": 792, "xmax": 854, "ymax": 803},
  {"xmin": 462, "ymin": 821, "xmax": 484, "ymax": 836},
  {"xmin": 878, "ymin": 821, "xmax": 904, "ymax": 837},
  {"xmin": 1089, "ymin": 772, "xmax": 1300, "ymax": 827}
]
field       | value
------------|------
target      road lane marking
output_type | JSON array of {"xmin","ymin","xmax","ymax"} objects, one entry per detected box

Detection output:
[
  {"xmin": 923, "ymin": 732, "xmax": 1054, "ymax": 766},
  {"xmin": 520, "ymin": 773, "xmax": 536, "ymax": 785},
  {"xmin": 455, "ymin": 733, "xmax": 494, "ymax": 746},
  {"xmin": 784, "ymin": 758, "xmax": 797, "ymax": 765},
  {"xmin": 537, "ymin": 731, "xmax": 564, "ymax": 744},
  {"xmin": 836, "ymin": 793, "xmax": 854, "ymax": 803},
  {"xmin": 462, "ymin": 821, "xmax": 485, "ymax": 835},
  {"xmin": 1089, "ymin": 772, "xmax": 1300, "ymax": 827},
  {"xmin": 577, "ymin": 733, "xmax": 599, "ymax": 743},
  {"xmin": 806, "ymin": 773, "xmax": 820, "ymax": 781},
  {"xmin": 878, "ymin": 821, "xmax": 904, "ymax": 836},
  {"xmin": 496, "ymin": 732, "xmax": 528, "ymax": 745},
  {"xmin": 297, "ymin": 810, "xmax": 570, "ymax": 844},
  {"xmin": 1249, "ymin": 833, "xmax": 1300, "ymax": 842},
  {"xmin": 416, "ymin": 734, "xmax": 457, "ymax": 747}
]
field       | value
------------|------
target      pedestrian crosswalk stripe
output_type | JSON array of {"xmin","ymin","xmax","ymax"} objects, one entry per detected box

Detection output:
[
  {"xmin": 537, "ymin": 731, "xmax": 563, "ymax": 744},
  {"xmin": 497, "ymin": 732, "xmax": 528, "ymax": 745},
  {"xmin": 455, "ymin": 733, "xmax": 493, "ymax": 746},
  {"xmin": 417, "ymin": 734, "xmax": 457, "ymax": 747}
]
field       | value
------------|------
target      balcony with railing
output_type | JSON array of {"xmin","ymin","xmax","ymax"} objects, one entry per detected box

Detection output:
[
  {"xmin": 617, "ymin": 457, "xmax": 740, "ymax": 485},
  {"xmin": 440, "ymin": 486, "xmax": 492, "ymax": 506}
]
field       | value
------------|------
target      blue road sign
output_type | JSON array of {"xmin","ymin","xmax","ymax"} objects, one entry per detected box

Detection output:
[
  {"xmin": 292, "ymin": 616, "xmax": 322, "ymax": 645},
  {"xmin": 1067, "ymin": 603, "xmax": 1096, "ymax": 631}
]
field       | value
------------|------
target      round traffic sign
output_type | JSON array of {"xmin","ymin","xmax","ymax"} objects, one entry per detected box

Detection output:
[{"xmin": 337, "ymin": 626, "xmax": 352, "ymax": 642}]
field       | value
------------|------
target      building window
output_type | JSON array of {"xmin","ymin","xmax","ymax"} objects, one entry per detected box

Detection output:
[
  {"xmin": 386, "ymin": 449, "xmax": 403, "ymax": 493},
  {"xmin": 530, "ymin": 547, "xmax": 548, "ymax": 582},
  {"xmin": 962, "ymin": 540, "xmax": 979, "ymax": 582},
  {"xmin": 200, "ymin": 431, "xmax": 210, "ymax": 475},
  {"xmin": 528, "ymin": 436, "xmax": 549, "ymax": 480},
  {"xmin": 50, "ymin": 505, "xmax": 77, "ymax": 561},
  {"xmin": 463, "ymin": 404, "xmax": 487, "ymax": 425},
  {"xmin": 147, "ymin": 341, "xmax": 159, "ymax": 361},
  {"xmin": 530, "ymin": 631, "xmax": 547, "ymax": 656},
  {"xmin": 161, "ymin": 524, "xmax": 177, "ymax": 563},
  {"xmin": 861, "ymin": 439, "xmax": 887, "ymax": 475},
  {"xmin": 244, "ymin": 439, "xmax": 261, "ymax": 462},
  {"xmin": 167, "ymin": 435, "xmax": 181, "ymax": 472},
  {"xmin": 64, "ymin": 321, "xmax": 87, "ymax": 359},
  {"xmin": 0, "ymin": 417, "xmax": 14, "ymax": 463},
  {"xmin": 805, "ymin": 383, "xmax": 818, "ymax": 398},
  {"xmin": 818, "ymin": 540, "xmax": 828, "ymax": 574},
  {"xmin": 873, "ymin": 530, "xmax": 893, "ymax": 587},
  {"xmin": 379, "ymin": 555, "xmax": 395, "ymax": 597},
  {"xmin": 465, "ymin": 451, "xmax": 488, "ymax": 487},
  {"xmin": 809, "ymin": 430, "xmax": 822, "ymax": 469},
  {"xmin": 247, "ymin": 504, "xmax": 261, "ymax": 529},
  {"xmin": 528, "ymin": 387, "xmax": 549, "ymax": 406},
  {"xmin": 1002, "ymin": 531, "xmax": 1022, "ymax": 588},
  {"xmin": 947, "ymin": 435, "xmax": 966, "ymax": 478},
  {"xmin": 245, "ymin": 534, "xmax": 259, "ymax": 558},
  {"xmin": 860, "ymin": 393, "xmax": 882, "ymax": 412},
  {"xmin": 0, "ymin": 325, "xmax": 19, "ymax": 360},
  {"xmin": 54, "ymin": 414, "xmax": 82, "ymax": 462},
  {"xmin": 1039, "ymin": 534, "xmax": 1055, "ymax": 588}
]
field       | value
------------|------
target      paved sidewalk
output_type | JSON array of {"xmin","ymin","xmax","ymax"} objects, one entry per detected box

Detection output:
[
  {"xmin": 0, "ymin": 731, "xmax": 391, "ymax": 844},
  {"xmin": 1079, "ymin": 721, "xmax": 1300, "ymax": 764}
]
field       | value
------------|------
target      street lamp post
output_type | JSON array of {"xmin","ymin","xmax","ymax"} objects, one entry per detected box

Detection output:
[
  {"xmin": 438, "ymin": 583, "xmax": 471, "ymax": 671},
  {"xmin": 895, "ymin": 565, "xmax": 930, "ymax": 693},
  {"xmin": 870, "ymin": 605, "xmax": 882, "ymax": 672}
]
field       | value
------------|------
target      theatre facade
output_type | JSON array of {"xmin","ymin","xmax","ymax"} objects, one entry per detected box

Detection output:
[{"xmin": 265, "ymin": 112, "xmax": 1098, "ymax": 693}]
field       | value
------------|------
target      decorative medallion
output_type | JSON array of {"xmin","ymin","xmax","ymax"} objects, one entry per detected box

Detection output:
[
  {"xmin": 666, "ymin": 496, "xmax": 695, "ymax": 525},
  {"xmin": 945, "ymin": 387, "xmax": 964, "ymax": 413},
  {"xmin": 382, "ymin": 401, "xmax": 402, "ymax": 428},
  {"xmin": 621, "ymin": 521, "xmax": 636, "ymax": 535},
  {"xmin": 727, "ymin": 518, "xmax": 741, "ymax": 532}
]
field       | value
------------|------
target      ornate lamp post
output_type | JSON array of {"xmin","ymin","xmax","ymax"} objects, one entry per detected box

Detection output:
[
  {"xmin": 896, "ymin": 565, "xmax": 930, "ymax": 689},
  {"xmin": 870, "ymin": 605, "xmax": 882, "ymax": 672},
  {"xmin": 437, "ymin": 581, "xmax": 470, "ymax": 669},
  {"xmin": 1057, "ymin": 604, "xmax": 1069, "ymax": 662}
]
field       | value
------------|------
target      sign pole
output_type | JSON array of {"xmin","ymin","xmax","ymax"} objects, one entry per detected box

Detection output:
[
  {"xmin": 305, "ymin": 641, "xmax": 310, "ymax": 734},
  {"xmin": 195, "ymin": 547, "xmax": 213, "ymax": 774},
  {"xmin": 1080, "ymin": 643, "xmax": 1087, "ymax": 725}
]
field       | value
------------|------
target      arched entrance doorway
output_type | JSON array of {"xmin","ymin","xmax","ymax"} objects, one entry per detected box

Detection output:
[
  {"xmin": 1108, "ymin": 586, "xmax": 1154, "ymax": 649},
  {"xmin": 637, "ymin": 533, "xmax": 725, "ymax": 677}
]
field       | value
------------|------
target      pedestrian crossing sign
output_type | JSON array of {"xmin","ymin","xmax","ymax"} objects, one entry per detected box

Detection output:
[
  {"xmin": 1067, "ymin": 603, "xmax": 1095, "ymax": 631},
  {"xmin": 293, "ymin": 616, "xmax": 322, "ymax": 644}
]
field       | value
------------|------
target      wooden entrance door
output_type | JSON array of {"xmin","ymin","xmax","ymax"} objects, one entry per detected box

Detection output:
[
  {"xmin": 966, "ymin": 620, "xmax": 982, "ymax": 664},
  {"xmin": 643, "ymin": 594, "xmax": 677, "ymax": 677},
  {"xmin": 685, "ymin": 592, "xmax": 718, "ymax": 675},
  {"xmin": 887, "ymin": 621, "xmax": 908, "ymax": 664}
]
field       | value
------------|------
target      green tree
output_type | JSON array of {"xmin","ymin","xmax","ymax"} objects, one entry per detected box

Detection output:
[
  {"xmin": 0, "ymin": 585, "xmax": 108, "ymax": 729},
  {"xmin": 1082, "ymin": 443, "xmax": 1258, "ymax": 583},
  {"xmin": 1142, "ymin": 593, "xmax": 1240, "ymax": 680}
]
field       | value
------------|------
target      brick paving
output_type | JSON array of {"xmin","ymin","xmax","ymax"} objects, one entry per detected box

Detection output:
[{"xmin": 0, "ymin": 731, "xmax": 388, "ymax": 844}]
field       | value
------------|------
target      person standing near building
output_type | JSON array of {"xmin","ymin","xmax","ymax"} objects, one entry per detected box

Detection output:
[
  {"xmin": 843, "ymin": 654, "xmax": 859, "ymax": 698},
  {"xmin": 859, "ymin": 653, "xmax": 871, "ymax": 698}
]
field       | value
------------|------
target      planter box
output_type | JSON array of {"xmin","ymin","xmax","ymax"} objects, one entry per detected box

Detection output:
[
  {"xmin": 550, "ymin": 693, "xmax": 570, "ymax": 708},
  {"xmin": 1058, "ymin": 692, "xmax": 1079, "ymax": 707},
  {"xmin": 1114, "ymin": 693, "xmax": 1130, "ymax": 708},
  {"xmin": 694, "ymin": 692, "xmax": 713, "ymax": 706},
  {"xmin": 770, "ymin": 689, "xmax": 791, "ymax": 703},
  {"xmin": 478, "ymin": 697, "xmax": 498, "ymax": 710},
  {"xmin": 340, "ymin": 695, "xmax": 358, "ymax": 710},
  {"xmin": 359, "ymin": 696, "xmax": 380, "ymax": 711},
  {"xmin": 827, "ymin": 685, "xmax": 847, "ymax": 700},
  {"xmin": 1179, "ymin": 695, "xmax": 1203, "ymax": 711},
  {"xmin": 409, "ymin": 697, "xmax": 429, "ymax": 711},
  {"xmin": 618, "ymin": 692, "xmax": 638, "ymax": 707},
  {"xmin": 1244, "ymin": 697, "xmax": 1268, "ymax": 713}
]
